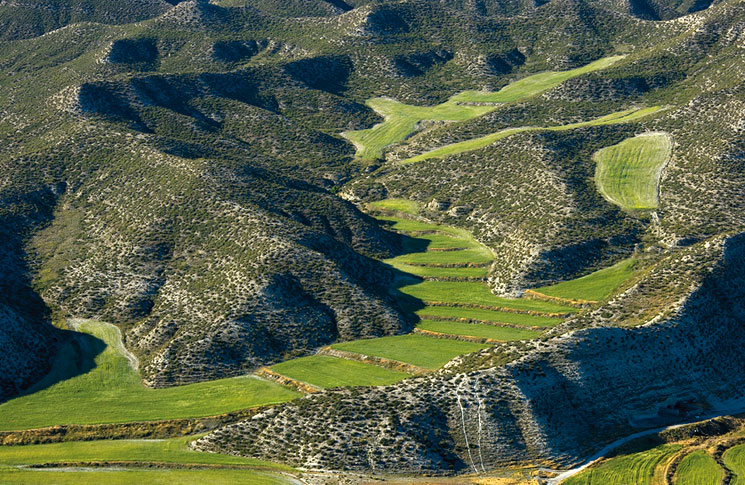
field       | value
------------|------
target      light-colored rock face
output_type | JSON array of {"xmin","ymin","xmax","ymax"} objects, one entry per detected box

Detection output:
[{"xmin": 194, "ymin": 233, "xmax": 745, "ymax": 472}]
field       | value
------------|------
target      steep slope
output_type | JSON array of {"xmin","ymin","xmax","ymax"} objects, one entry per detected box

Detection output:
[{"xmin": 0, "ymin": 0, "xmax": 174, "ymax": 40}]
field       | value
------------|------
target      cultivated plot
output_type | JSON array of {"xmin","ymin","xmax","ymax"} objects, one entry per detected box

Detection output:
[
  {"xmin": 564, "ymin": 444, "xmax": 682, "ymax": 485},
  {"xmin": 416, "ymin": 320, "xmax": 542, "ymax": 341},
  {"xmin": 594, "ymin": 132, "xmax": 673, "ymax": 210},
  {"xmin": 724, "ymin": 445, "xmax": 745, "ymax": 485},
  {"xmin": 331, "ymin": 334, "xmax": 488, "ymax": 369},
  {"xmin": 674, "ymin": 451, "xmax": 723, "ymax": 485},
  {"xmin": 534, "ymin": 257, "xmax": 636, "ymax": 302},
  {"xmin": 399, "ymin": 280, "xmax": 575, "ymax": 314},
  {"xmin": 270, "ymin": 355, "xmax": 410, "ymax": 388}
]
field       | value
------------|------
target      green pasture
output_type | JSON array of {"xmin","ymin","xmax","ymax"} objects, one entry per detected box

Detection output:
[
  {"xmin": 377, "ymin": 216, "xmax": 464, "ymax": 235},
  {"xmin": 0, "ymin": 320, "xmax": 299, "ymax": 431},
  {"xmin": 564, "ymin": 444, "xmax": 681, "ymax": 485},
  {"xmin": 330, "ymin": 334, "xmax": 488, "ymax": 369},
  {"xmin": 386, "ymin": 261, "xmax": 489, "ymax": 279},
  {"xmin": 416, "ymin": 320, "xmax": 542, "ymax": 341},
  {"xmin": 270, "ymin": 355, "xmax": 410, "ymax": 388},
  {"xmin": 594, "ymin": 132, "xmax": 672, "ymax": 209},
  {"xmin": 675, "ymin": 450, "xmax": 722, "ymax": 485},
  {"xmin": 388, "ymin": 247, "xmax": 493, "ymax": 265},
  {"xmin": 416, "ymin": 306, "xmax": 561, "ymax": 327},
  {"xmin": 724, "ymin": 444, "xmax": 745, "ymax": 484},
  {"xmin": 398, "ymin": 280, "xmax": 575, "ymax": 313},
  {"xmin": 535, "ymin": 257, "xmax": 636, "ymax": 302},
  {"xmin": 0, "ymin": 467, "xmax": 291, "ymax": 485},
  {"xmin": 0, "ymin": 436, "xmax": 291, "ymax": 470},
  {"xmin": 368, "ymin": 198, "xmax": 420, "ymax": 215}
]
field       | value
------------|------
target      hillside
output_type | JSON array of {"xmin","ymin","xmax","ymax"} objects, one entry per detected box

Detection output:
[{"xmin": 2, "ymin": 0, "xmax": 745, "ymax": 482}]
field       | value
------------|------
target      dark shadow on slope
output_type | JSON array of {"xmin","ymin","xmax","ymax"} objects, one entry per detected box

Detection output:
[{"xmin": 5, "ymin": 329, "xmax": 107, "ymax": 404}]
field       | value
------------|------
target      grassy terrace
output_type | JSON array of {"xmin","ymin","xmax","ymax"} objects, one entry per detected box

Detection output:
[
  {"xmin": 390, "ymin": 247, "xmax": 493, "ymax": 265},
  {"xmin": 594, "ymin": 132, "xmax": 673, "ymax": 210},
  {"xmin": 331, "ymin": 334, "xmax": 488, "ymax": 369},
  {"xmin": 399, "ymin": 280, "xmax": 575, "ymax": 313},
  {"xmin": 675, "ymin": 451, "xmax": 723, "ymax": 485},
  {"xmin": 0, "ymin": 468, "xmax": 291, "ymax": 484},
  {"xmin": 401, "ymin": 106, "xmax": 664, "ymax": 165},
  {"xmin": 0, "ymin": 320, "xmax": 299, "ymax": 431},
  {"xmin": 564, "ymin": 444, "xmax": 682, "ymax": 485},
  {"xmin": 270, "ymin": 355, "xmax": 410, "ymax": 388},
  {"xmin": 0, "ymin": 436, "xmax": 292, "ymax": 470},
  {"xmin": 0, "ymin": 436, "xmax": 296, "ymax": 484},
  {"xmin": 725, "ymin": 445, "xmax": 745, "ymax": 484},
  {"xmin": 343, "ymin": 55, "xmax": 625, "ymax": 160},
  {"xmin": 417, "ymin": 320, "xmax": 542, "ymax": 341},
  {"xmin": 534, "ymin": 257, "xmax": 636, "ymax": 302},
  {"xmin": 387, "ymin": 261, "xmax": 489, "ymax": 279},
  {"xmin": 416, "ymin": 306, "xmax": 561, "ymax": 327}
]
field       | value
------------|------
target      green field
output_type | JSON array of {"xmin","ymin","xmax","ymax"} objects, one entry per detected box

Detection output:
[
  {"xmin": 399, "ymin": 280, "xmax": 575, "ymax": 313},
  {"xmin": 0, "ymin": 437, "xmax": 290, "ymax": 470},
  {"xmin": 331, "ymin": 334, "xmax": 488, "ymax": 369},
  {"xmin": 401, "ymin": 233, "xmax": 478, "ymax": 250},
  {"xmin": 564, "ymin": 444, "xmax": 681, "ymax": 485},
  {"xmin": 416, "ymin": 306, "xmax": 561, "ymax": 327},
  {"xmin": 675, "ymin": 450, "xmax": 723, "ymax": 485},
  {"xmin": 270, "ymin": 355, "xmax": 410, "ymax": 388},
  {"xmin": 0, "ymin": 436, "xmax": 294, "ymax": 484},
  {"xmin": 0, "ymin": 320, "xmax": 299, "ymax": 431},
  {"xmin": 387, "ymin": 260, "xmax": 489, "ymax": 279},
  {"xmin": 389, "ymin": 247, "xmax": 493, "ymax": 265},
  {"xmin": 343, "ymin": 56, "xmax": 625, "ymax": 159},
  {"xmin": 417, "ymin": 320, "xmax": 542, "ymax": 341},
  {"xmin": 401, "ymin": 107, "xmax": 663, "ymax": 164},
  {"xmin": 378, "ymin": 216, "xmax": 465, "ymax": 235},
  {"xmin": 724, "ymin": 444, "xmax": 745, "ymax": 484},
  {"xmin": 535, "ymin": 258, "xmax": 636, "ymax": 302},
  {"xmin": 594, "ymin": 132, "xmax": 672, "ymax": 209},
  {"xmin": 368, "ymin": 198, "xmax": 421, "ymax": 215},
  {"xmin": 0, "ymin": 467, "xmax": 291, "ymax": 485}
]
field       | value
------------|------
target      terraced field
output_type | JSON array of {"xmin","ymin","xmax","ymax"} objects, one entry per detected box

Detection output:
[
  {"xmin": 563, "ymin": 444, "xmax": 682, "ymax": 485},
  {"xmin": 675, "ymin": 450, "xmax": 723, "ymax": 485},
  {"xmin": 563, "ymin": 416, "xmax": 745, "ymax": 485},
  {"xmin": 0, "ymin": 320, "xmax": 300, "ymax": 431},
  {"xmin": 0, "ymin": 468, "xmax": 291, "ymax": 485},
  {"xmin": 265, "ymin": 201, "xmax": 575, "ymax": 388},
  {"xmin": 400, "ymin": 106, "xmax": 664, "ymax": 165},
  {"xmin": 0, "ymin": 200, "xmax": 637, "ymax": 481},
  {"xmin": 416, "ymin": 320, "xmax": 542, "ymax": 341},
  {"xmin": 532, "ymin": 258, "xmax": 637, "ymax": 303},
  {"xmin": 343, "ymin": 55, "xmax": 625, "ymax": 160},
  {"xmin": 0, "ymin": 436, "xmax": 293, "ymax": 470},
  {"xmin": 269, "ymin": 355, "xmax": 410, "ymax": 388},
  {"xmin": 594, "ymin": 132, "xmax": 673, "ymax": 210},
  {"xmin": 0, "ymin": 433, "xmax": 298, "ymax": 484},
  {"xmin": 724, "ymin": 444, "xmax": 745, "ymax": 484}
]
